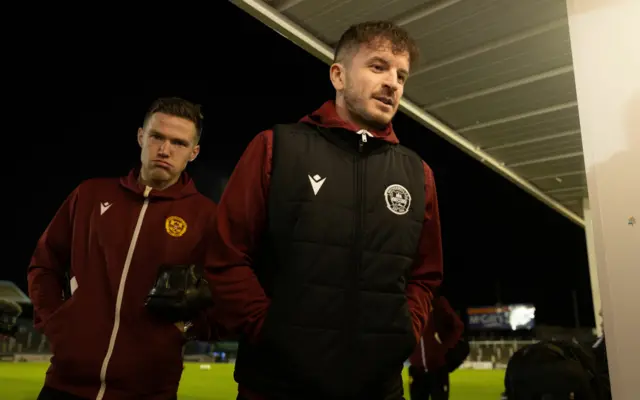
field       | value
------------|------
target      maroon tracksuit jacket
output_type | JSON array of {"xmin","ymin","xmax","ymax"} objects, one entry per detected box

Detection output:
[
  {"xmin": 409, "ymin": 296, "xmax": 464, "ymax": 372},
  {"xmin": 28, "ymin": 169, "xmax": 217, "ymax": 400},
  {"xmin": 203, "ymin": 100, "xmax": 444, "ymax": 399}
]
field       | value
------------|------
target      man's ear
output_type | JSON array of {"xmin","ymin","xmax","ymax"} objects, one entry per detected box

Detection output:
[
  {"xmin": 137, "ymin": 127, "xmax": 144, "ymax": 148},
  {"xmin": 330, "ymin": 62, "xmax": 346, "ymax": 92},
  {"xmin": 189, "ymin": 145, "xmax": 200, "ymax": 162}
]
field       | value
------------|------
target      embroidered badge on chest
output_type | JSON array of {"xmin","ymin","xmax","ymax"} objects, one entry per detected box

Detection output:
[
  {"xmin": 165, "ymin": 216, "xmax": 188, "ymax": 237},
  {"xmin": 384, "ymin": 184, "xmax": 411, "ymax": 215}
]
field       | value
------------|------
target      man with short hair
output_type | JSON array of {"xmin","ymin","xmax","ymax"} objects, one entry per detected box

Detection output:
[
  {"xmin": 204, "ymin": 21, "xmax": 444, "ymax": 400},
  {"xmin": 28, "ymin": 97, "xmax": 218, "ymax": 400}
]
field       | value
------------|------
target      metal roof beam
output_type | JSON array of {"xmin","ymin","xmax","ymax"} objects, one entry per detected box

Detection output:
[
  {"xmin": 530, "ymin": 170, "xmax": 584, "ymax": 181},
  {"xmin": 268, "ymin": 0, "xmax": 304, "ymax": 12},
  {"xmin": 458, "ymin": 101, "xmax": 578, "ymax": 133},
  {"xmin": 484, "ymin": 129, "xmax": 581, "ymax": 151},
  {"xmin": 231, "ymin": 0, "xmax": 585, "ymax": 228},
  {"xmin": 508, "ymin": 151, "xmax": 583, "ymax": 168},
  {"xmin": 411, "ymin": 18, "xmax": 568, "ymax": 77},
  {"xmin": 546, "ymin": 185, "xmax": 588, "ymax": 194},
  {"xmin": 394, "ymin": 0, "xmax": 463, "ymax": 27},
  {"xmin": 427, "ymin": 66, "xmax": 574, "ymax": 109}
]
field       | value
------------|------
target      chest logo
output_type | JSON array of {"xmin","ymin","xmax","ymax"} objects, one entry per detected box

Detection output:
[
  {"xmin": 165, "ymin": 216, "xmax": 187, "ymax": 237},
  {"xmin": 384, "ymin": 184, "xmax": 411, "ymax": 215},
  {"xmin": 308, "ymin": 174, "xmax": 326, "ymax": 195},
  {"xmin": 100, "ymin": 202, "xmax": 112, "ymax": 215}
]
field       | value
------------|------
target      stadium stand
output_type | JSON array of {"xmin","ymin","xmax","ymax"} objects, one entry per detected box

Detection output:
[{"xmin": 0, "ymin": 281, "xmax": 50, "ymax": 361}]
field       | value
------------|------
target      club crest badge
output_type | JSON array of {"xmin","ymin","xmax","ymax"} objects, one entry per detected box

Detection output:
[
  {"xmin": 384, "ymin": 184, "xmax": 411, "ymax": 215},
  {"xmin": 165, "ymin": 216, "xmax": 187, "ymax": 237}
]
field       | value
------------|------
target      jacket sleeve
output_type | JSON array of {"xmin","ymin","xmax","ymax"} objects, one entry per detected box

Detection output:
[
  {"xmin": 187, "ymin": 203, "xmax": 236, "ymax": 342},
  {"xmin": 203, "ymin": 130, "xmax": 273, "ymax": 343},
  {"xmin": 27, "ymin": 186, "xmax": 79, "ymax": 331},
  {"xmin": 406, "ymin": 162, "xmax": 444, "ymax": 342}
]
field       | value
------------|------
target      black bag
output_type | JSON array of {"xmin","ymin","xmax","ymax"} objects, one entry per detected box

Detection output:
[
  {"xmin": 504, "ymin": 339, "xmax": 607, "ymax": 400},
  {"xmin": 144, "ymin": 264, "xmax": 213, "ymax": 323}
]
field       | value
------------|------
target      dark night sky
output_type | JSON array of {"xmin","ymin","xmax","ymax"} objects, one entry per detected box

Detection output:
[{"xmin": 5, "ymin": 2, "xmax": 593, "ymax": 329}]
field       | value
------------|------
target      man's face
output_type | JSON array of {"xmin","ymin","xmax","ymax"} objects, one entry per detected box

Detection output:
[
  {"xmin": 137, "ymin": 112, "xmax": 200, "ymax": 185},
  {"xmin": 336, "ymin": 39, "xmax": 410, "ymax": 129}
]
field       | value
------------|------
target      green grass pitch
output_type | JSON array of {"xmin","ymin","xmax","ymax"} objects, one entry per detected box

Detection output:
[{"xmin": 0, "ymin": 362, "xmax": 505, "ymax": 399}]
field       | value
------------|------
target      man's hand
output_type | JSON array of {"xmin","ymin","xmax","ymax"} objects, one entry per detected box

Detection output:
[{"xmin": 174, "ymin": 321, "xmax": 199, "ymax": 340}]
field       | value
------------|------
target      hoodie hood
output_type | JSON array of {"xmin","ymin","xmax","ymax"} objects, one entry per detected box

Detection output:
[
  {"xmin": 300, "ymin": 100, "xmax": 400, "ymax": 144},
  {"xmin": 119, "ymin": 166, "xmax": 200, "ymax": 200}
]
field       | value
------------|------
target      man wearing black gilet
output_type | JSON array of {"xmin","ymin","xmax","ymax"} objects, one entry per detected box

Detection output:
[{"xmin": 203, "ymin": 21, "xmax": 444, "ymax": 400}]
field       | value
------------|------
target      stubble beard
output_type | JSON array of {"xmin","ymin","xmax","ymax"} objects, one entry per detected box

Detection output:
[{"xmin": 344, "ymin": 83, "xmax": 389, "ymax": 131}]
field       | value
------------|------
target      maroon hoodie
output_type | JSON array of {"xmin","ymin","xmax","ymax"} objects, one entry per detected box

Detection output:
[
  {"xmin": 28, "ymin": 168, "xmax": 217, "ymax": 400},
  {"xmin": 408, "ymin": 296, "xmax": 464, "ymax": 372},
  {"xmin": 204, "ymin": 101, "xmax": 444, "ymax": 399}
]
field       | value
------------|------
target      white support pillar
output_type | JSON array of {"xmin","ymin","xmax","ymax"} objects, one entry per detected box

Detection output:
[
  {"xmin": 566, "ymin": 1, "xmax": 640, "ymax": 398},
  {"xmin": 582, "ymin": 197, "xmax": 602, "ymax": 337}
]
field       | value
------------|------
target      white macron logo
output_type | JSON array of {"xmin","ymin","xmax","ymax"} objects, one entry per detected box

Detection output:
[
  {"xmin": 308, "ymin": 174, "xmax": 326, "ymax": 195},
  {"xmin": 100, "ymin": 202, "xmax": 113, "ymax": 215}
]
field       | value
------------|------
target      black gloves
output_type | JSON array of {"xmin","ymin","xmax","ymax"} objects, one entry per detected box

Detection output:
[
  {"xmin": 0, "ymin": 299, "xmax": 22, "ymax": 337},
  {"xmin": 144, "ymin": 264, "xmax": 213, "ymax": 323}
]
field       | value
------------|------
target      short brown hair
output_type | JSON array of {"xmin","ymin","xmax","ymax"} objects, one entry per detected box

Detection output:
[
  {"xmin": 144, "ymin": 97, "xmax": 204, "ymax": 142},
  {"xmin": 334, "ymin": 21, "xmax": 420, "ymax": 69}
]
